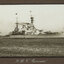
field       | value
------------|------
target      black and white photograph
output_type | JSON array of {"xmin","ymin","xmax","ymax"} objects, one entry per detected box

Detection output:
[{"xmin": 0, "ymin": 5, "xmax": 64, "ymax": 57}]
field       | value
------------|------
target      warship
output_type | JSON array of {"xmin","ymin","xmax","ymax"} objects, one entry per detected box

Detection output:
[{"xmin": 8, "ymin": 12, "xmax": 64, "ymax": 38}]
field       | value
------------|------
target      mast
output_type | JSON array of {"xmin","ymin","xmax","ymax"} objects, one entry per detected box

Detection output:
[
  {"xmin": 15, "ymin": 13, "xmax": 19, "ymax": 33},
  {"xmin": 30, "ymin": 11, "xmax": 34, "ymax": 24}
]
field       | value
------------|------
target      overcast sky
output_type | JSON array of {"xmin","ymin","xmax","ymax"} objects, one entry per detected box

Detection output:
[{"xmin": 0, "ymin": 5, "xmax": 64, "ymax": 35}]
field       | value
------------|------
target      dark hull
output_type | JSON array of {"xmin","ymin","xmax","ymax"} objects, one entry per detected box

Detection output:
[{"xmin": 7, "ymin": 34, "xmax": 64, "ymax": 38}]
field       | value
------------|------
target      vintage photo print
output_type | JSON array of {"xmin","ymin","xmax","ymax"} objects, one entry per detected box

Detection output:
[{"xmin": 0, "ymin": 5, "xmax": 64, "ymax": 57}]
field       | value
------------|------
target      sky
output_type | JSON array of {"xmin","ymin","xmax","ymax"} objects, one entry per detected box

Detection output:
[{"xmin": 0, "ymin": 5, "xmax": 64, "ymax": 35}]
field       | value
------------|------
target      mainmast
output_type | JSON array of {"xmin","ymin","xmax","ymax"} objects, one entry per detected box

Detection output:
[
  {"xmin": 15, "ymin": 13, "xmax": 19, "ymax": 33},
  {"xmin": 30, "ymin": 11, "xmax": 34, "ymax": 24}
]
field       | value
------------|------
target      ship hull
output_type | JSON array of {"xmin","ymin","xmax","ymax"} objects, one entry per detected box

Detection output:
[{"xmin": 7, "ymin": 34, "xmax": 64, "ymax": 38}]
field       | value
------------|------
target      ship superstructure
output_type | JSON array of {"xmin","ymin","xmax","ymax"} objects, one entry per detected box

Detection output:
[{"xmin": 11, "ymin": 12, "xmax": 42, "ymax": 35}]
